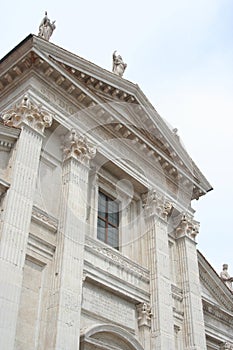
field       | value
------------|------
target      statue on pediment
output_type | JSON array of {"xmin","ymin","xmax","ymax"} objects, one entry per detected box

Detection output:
[
  {"xmin": 38, "ymin": 11, "xmax": 56, "ymax": 41},
  {"xmin": 112, "ymin": 50, "xmax": 127, "ymax": 77},
  {"xmin": 220, "ymin": 264, "xmax": 233, "ymax": 290}
]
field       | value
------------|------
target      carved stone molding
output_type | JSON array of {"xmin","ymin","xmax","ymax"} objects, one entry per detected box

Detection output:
[
  {"xmin": 1, "ymin": 95, "xmax": 53, "ymax": 133},
  {"xmin": 142, "ymin": 189, "xmax": 173, "ymax": 222},
  {"xmin": 172, "ymin": 284, "xmax": 183, "ymax": 302},
  {"xmin": 220, "ymin": 342, "xmax": 233, "ymax": 350},
  {"xmin": 32, "ymin": 205, "xmax": 58, "ymax": 233},
  {"xmin": 175, "ymin": 213, "xmax": 199, "ymax": 241},
  {"xmin": 136, "ymin": 302, "xmax": 152, "ymax": 328},
  {"xmin": 62, "ymin": 129, "xmax": 96, "ymax": 165},
  {"xmin": 85, "ymin": 236, "xmax": 149, "ymax": 281}
]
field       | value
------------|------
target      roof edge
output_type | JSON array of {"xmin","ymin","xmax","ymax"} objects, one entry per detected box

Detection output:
[{"xmin": 0, "ymin": 34, "xmax": 33, "ymax": 64}]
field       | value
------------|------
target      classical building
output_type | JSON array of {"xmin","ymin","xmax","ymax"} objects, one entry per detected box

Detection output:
[{"xmin": 0, "ymin": 31, "xmax": 233, "ymax": 350}]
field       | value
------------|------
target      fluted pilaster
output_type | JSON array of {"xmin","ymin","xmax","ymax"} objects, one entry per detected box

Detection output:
[
  {"xmin": 47, "ymin": 129, "xmax": 96, "ymax": 350},
  {"xmin": 0, "ymin": 95, "xmax": 53, "ymax": 349},
  {"xmin": 175, "ymin": 213, "xmax": 207, "ymax": 350},
  {"xmin": 143, "ymin": 189, "xmax": 175, "ymax": 350}
]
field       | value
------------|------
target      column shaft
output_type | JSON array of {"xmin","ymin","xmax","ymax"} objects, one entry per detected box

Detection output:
[{"xmin": 0, "ymin": 125, "xmax": 43, "ymax": 349}]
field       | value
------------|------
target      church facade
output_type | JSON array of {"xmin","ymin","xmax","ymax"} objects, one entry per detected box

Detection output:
[{"xmin": 0, "ymin": 33, "xmax": 233, "ymax": 350}]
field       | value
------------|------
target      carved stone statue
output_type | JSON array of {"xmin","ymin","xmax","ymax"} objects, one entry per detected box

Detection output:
[
  {"xmin": 38, "ymin": 11, "xmax": 56, "ymax": 41},
  {"xmin": 112, "ymin": 50, "xmax": 127, "ymax": 77},
  {"xmin": 220, "ymin": 264, "xmax": 233, "ymax": 290}
]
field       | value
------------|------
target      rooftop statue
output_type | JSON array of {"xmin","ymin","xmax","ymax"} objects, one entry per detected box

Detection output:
[
  {"xmin": 220, "ymin": 264, "xmax": 233, "ymax": 290},
  {"xmin": 112, "ymin": 50, "xmax": 127, "ymax": 77},
  {"xmin": 38, "ymin": 11, "xmax": 56, "ymax": 41}
]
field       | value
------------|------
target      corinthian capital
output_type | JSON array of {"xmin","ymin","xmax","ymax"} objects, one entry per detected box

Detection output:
[
  {"xmin": 175, "ymin": 213, "xmax": 199, "ymax": 241},
  {"xmin": 142, "ymin": 189, "xmax": 173, "ymax": 221},
  {"xmin": 63, "ymin": 129, "xmax": 96, "ymax": 165},
  {"xmin": 2, "ymin": 95, "xmax": 53, "ymax": 133}
]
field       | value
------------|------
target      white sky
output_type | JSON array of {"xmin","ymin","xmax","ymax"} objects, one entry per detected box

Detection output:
[{"xmin": 1, "ymin": 0, "xmax": 233, "ymax": 275}]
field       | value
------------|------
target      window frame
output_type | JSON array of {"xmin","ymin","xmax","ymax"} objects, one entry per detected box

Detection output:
[{"xmin": 97, "ymin": 190, "xmax": 120, "ymax": 250}]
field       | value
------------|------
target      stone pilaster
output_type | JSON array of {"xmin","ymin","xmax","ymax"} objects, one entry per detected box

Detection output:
[
  {"xmin": 47, "ymin": 129, "xmax": 96, "ymax": 350},
  {"xmin": 0, "ymin": 95, "xmax": 53, "ymax": 349},
  {"xmin": 143, "ymin": 189, "xmax": 175, "ymax": 350},
  {"xmin": 175, "ymin": 214, "xmax": 207, "ymax": 350}
]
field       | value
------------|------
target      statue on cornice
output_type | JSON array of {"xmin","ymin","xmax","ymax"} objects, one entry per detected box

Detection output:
[
  {"xmin": 220, "ymin": 264, "xmax": 233, "ymax": 290},
  {"xmin": 38, "ymin": 11, "xmax": 56, "ymax": 41},
  {"xmin": 112, "ymin": 50, "xmax": 127, "ymax": 77}
]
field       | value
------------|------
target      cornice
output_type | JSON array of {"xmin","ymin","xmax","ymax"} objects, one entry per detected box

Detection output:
[{"xmin": 203, "ymin": 298, "xmax": 233, "ymax": 326}]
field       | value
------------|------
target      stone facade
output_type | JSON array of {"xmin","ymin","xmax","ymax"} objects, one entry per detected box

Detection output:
[{"xmin": 0, "ymin": 34, "xmax": 232, "ymax": 350}]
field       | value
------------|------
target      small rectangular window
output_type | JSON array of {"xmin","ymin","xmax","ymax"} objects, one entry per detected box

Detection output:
[{"xmin": 97, "ymin": 191, "xmax": 119, "ymax": 249}]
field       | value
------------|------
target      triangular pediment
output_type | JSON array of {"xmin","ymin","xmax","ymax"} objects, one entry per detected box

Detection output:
[
  {"xmin": 0, "ymin": 34, "xmax": 212, "ymax": 201},
  {"xmin": 198, "ymin": 251, "xmax": 233, "ymax": 312}
]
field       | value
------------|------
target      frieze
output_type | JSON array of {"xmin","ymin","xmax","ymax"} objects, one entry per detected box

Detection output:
[{"xmin": 40, "ymin": 86, "xmax": 75, "ymax": 115}]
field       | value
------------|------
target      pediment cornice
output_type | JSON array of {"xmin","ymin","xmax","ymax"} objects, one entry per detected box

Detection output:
[
  {"xmin": 198, "ymin": 251, "xmax": 233, "ymax": 312},
  {"xmin": 0, "ymin": 35, "xmax": 212, "ymax": 200}
]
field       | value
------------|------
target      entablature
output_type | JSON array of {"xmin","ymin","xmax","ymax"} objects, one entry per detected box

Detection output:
[{"xmin": 84, "ymin": 235, "xmax": 150, "ymax": 303}]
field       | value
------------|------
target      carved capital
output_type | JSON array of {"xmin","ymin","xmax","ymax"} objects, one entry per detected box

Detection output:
[
  {"xmin": 2, "ymin": 95, "xmax": 53, "ymax": 133},
  {"xmin": 63, "ymin": 129, "xmax": 96, "ymax": 165},
  {"xmin": 142, "ymin": 189, "xmax": 173, "ymax": 221},
  {"xmin": 136, "ymin": 302, "xmax": 152, "ymax": 328},
  {"xmin": 175, "ymin": 213, "xmax": 199, "ymax": 241},
  {"xmin": 220, "ymin": 342, "xmax": 233, "ymax": 350}
]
